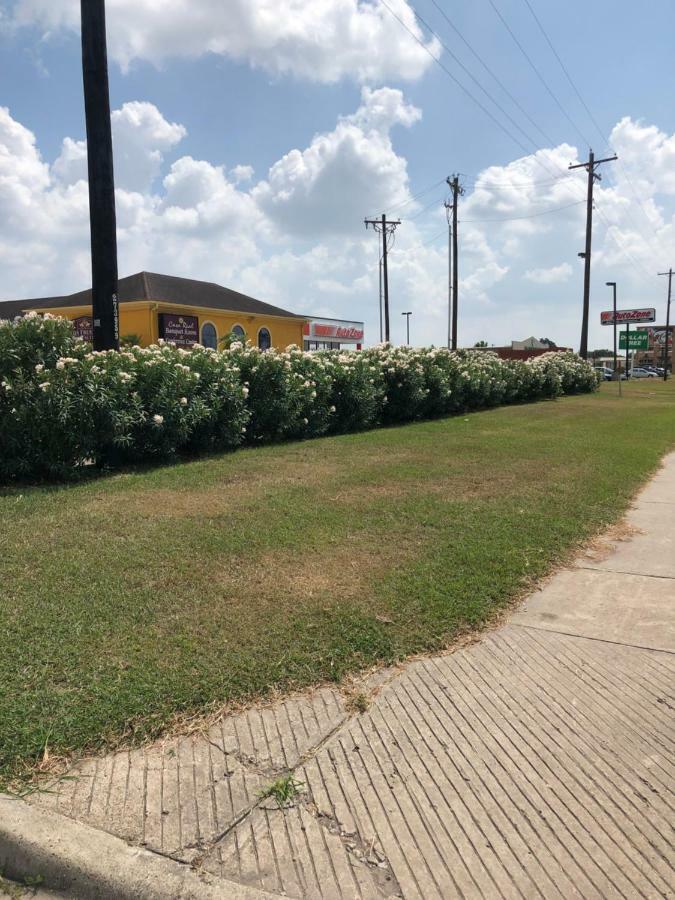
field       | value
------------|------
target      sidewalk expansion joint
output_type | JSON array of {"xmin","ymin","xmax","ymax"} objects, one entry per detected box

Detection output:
[
  {"xmin": 576, "ymin": 564, "xmax": 675, "ymax": 581},
  {"xmin": 512, "ymin": 622, "xmax": 675, "ymax": 655}
]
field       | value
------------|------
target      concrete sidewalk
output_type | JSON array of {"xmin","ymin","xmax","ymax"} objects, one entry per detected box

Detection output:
[{"xmin": 9, "ymin": 453, "xmax": 675, "ymax": 898}]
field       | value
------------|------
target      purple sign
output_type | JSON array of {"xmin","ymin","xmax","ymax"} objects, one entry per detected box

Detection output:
[
  {"xmin": 158, "ymin": 313, "xmax": 199, "ymax": 347},
  {"xmin": 73, "ymin": 315, "xmax": 94, "ymax": 342}
]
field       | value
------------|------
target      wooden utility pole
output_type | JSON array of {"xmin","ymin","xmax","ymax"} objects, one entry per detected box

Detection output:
[
  {"xmin": 658, "ymin": 268, "xmax": 673, "ymax": 381},
  {"xmin": 81, "ymin": 0, "xmax": 119, "ymax": 351},
  {"xmin": 569, "ymin": 151, "xmax": 617, "ymax": 359},
  {"xmin": 365, "ymin": 215, "xmax": 400, "ymax": 343},
  {"xmin": 446, "ymin": 176, "xmax": 464, "ymax": 351}
]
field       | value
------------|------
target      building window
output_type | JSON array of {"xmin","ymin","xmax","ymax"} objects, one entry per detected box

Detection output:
[
  {"xmin": 232, "ymin": 324, "xmax": 246, "ymax": 341},
  {"xmin": 258, "ymin": 327, "xmax": 271, "ymax": 351},
  {"xmin": 201, "ymin": 322, "xmax": 217, "ymax": 349}
]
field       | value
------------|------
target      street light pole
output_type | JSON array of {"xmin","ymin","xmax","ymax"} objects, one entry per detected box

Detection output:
[
  {"xmin": 606, "ymin": 282, "xmax": 617, "ymax": 373},
  {"xmin": 401, "ymin": 311, "xmax": 412, "ymax": 346},
  {"xmin": 658, "ymin": 268, "xmax": 673, "ymax": 381}
]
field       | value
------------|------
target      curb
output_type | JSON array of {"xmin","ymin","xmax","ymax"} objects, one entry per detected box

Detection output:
[{"xmin": 0, "ymin": 794, "xmax": 278, "ymax": 899}]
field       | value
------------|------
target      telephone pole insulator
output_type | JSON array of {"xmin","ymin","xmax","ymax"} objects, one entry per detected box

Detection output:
[{"xmin": 569, "ymin": 151, "xmax": 617, "ymax": 360}]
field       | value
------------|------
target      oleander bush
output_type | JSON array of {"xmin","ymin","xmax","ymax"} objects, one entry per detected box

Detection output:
[{"xmin": 0, "ymin": 313, "xmax": 599, "ymax": 482}]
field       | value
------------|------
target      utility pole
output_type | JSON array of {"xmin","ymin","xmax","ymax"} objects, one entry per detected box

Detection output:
[
  {"xmin": 401, "ymin": 311, "xmax": 412, "ymax": 345},
  {"xmin": 365, "ymin": 215, "xmax": 400, "ymax": 343},
  {"xmin": 446, "ymin": 175, "xmax": 464, "ymax": 351},
  {"xmin": 658, "ymin": 269, "xmax": 673, "ymax": 381},
  {"xmin": 569, "ymin": 151, "xmax": 617, "ymax": 360},
  {"xmin": 81, "ymin": 0, "xmax": 119, "ymax": 351},
  {"xmin": 444, "ymin": 198, "xmax": 452, "ymax": 350}
]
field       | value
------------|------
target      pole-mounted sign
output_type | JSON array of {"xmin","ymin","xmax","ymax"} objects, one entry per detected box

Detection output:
[
  {"xmin": 601, "ymin": 308, "xmax": 655, "ymax": 326},
  {"xmin": 619, "ymin": 331, "xmax": 649, "ymax": 350}
]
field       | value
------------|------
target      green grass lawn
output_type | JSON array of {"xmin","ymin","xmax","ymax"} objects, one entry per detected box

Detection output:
[{"xmin": 1, "ymin": 379, "xmax": 673, "ymax": 786}]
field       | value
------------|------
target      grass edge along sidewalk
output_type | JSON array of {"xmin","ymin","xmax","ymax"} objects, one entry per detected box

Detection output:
[{"xmin": 1, "ymin": 379, "xmax": 674, "ymax": 788}]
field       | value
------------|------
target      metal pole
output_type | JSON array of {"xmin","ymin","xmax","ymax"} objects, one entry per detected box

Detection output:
[
  {"xmin": 81, "ymin": 0, "xmax": 119, "ymax": 351},
  {"xmin": 663, "ymin": 269, "xmax": 672, "ymax": 381},
  {"xmin": 401, "ymin": 312, "xmax": 411, "ymax": 345},
  {"xmin": 625, "ymin": 324, "xmax": 630, "ymax": 376}
]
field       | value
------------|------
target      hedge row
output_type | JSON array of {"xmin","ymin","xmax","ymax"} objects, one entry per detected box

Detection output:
[{"xmin": 0, "ymin": 313, "xmax": 598, "ymax": 481}]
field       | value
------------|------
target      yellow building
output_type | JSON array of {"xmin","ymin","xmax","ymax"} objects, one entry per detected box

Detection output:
[{"xmin": 0, "ymin": 272, "xmax": 306, "ymax": 351}]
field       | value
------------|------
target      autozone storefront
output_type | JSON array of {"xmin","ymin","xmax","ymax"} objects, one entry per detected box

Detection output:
[{"xmin": 303, "ymin": 317, "xmax": 364, "ymax": 351}]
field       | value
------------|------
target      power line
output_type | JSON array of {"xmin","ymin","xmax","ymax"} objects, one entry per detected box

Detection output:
[
  {"xmin": 383, "ymin": 178, "xmax": 447, "ymax": 214},
  {"xmin": 408, "ymin": 2, "xmax": 552, "ymax": 156},
  {"xmin": 427, "ymin": 0, "xmax": 556, "ymax": 147},
  {"xmin": 462, "ymin": 198, "xmax": 585, "ymax": 222},
  {"xmin": 378, "ymin": 0, "xmax": 549, "ymax": 165},
  {"xmin": 486, "ymin": 0, "xmax": 593, "ymax": 151},
  {"xmin": 520, "ymin": 0, "xmax": 606, "ymax": 145},
  {"xmin": 518, "ymin": 0, "xmax": 659, "ymax": 244}
]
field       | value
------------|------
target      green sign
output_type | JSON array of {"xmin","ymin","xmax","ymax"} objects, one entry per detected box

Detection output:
[{"xmin": 619, "ymin": 331, "xmax": 649, "ymax": 350}]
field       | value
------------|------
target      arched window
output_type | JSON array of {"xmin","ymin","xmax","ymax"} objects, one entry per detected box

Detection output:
[
  {"xmin": 232, "ymin": 324, "xmax": 246, "ymax": 341},
  {"xmin": 258, "ymin": 327, "xmax": 271, "ymax": 351},
  {"xmin": 201, "ymin": 322, "xmax": 217, "ymax": 349}
]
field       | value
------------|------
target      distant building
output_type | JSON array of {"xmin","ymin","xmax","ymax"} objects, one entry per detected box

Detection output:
[
  {"xmin": 474, "ymin": 336, "xmax": 570, "ymax": 361},
  {"xmin": 0, "ymin": 272, "xmax": 306, "ymax": 351},
  {"xmin": 302, "ymin": 317, "xmax": 364, "ymax": 351}
]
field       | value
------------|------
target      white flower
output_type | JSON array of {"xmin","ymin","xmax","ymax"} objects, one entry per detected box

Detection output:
[
  {"xmin": 241, "ymin": 425, "xmax": 247, "ymax": 433},
  {"xmin": 39, "ymin": 381, "xmax": 50, "ymax": 391},
  {"xmin": 152, "ymin": 414, "xmax": 164, "ymax": 425},
  {"xmin": 303, "ymin": 418, "xmax": 309, "ymax": 425},
  {"xmin": 180, "ymin": 397, "xmax": 188, "ymax": 406},
  {"xmin": 55, "ymin": 360, "xmax": 65, "ymax": 370},
  {"xmin": 329, "ymin": 405, "xmax": 336, "ymax": 413},
  {"xmin": 35, "ymin": 364, "xmax": 44, "ymax": 373},
  {"xmin": 242, "ymin": 386, "xmax": 249, "ymax": 398}
]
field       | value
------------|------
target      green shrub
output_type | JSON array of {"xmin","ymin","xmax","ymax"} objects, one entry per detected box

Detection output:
[{"xmin": 0, "ymin": 315, "xmax": 599, "ymax": 482}]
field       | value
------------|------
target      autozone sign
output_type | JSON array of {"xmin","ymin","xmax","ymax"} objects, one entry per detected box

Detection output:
[
  {"xmin": 600, "ymin": 308, "xmax": 656, "ymax": 325},
  {"xmin": 303, "ymin": 319, "xmax": 364, "ymax": 341}
]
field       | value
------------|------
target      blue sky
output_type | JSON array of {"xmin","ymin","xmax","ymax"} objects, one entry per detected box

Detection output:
[{"xmin": 1, "ymin": 0, "xmax": 674, "ymax": 349}]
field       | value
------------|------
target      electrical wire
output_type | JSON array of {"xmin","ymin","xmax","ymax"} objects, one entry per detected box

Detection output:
[
  {"xmin": 486, "ymin": 0, "xmax": 593, "ymax": 150},
  {"xmin": 462, "ymin": 198, "xmax": 585, "ymax": 222},
  {"xmin": 428, "ymin": 0, "xmax": 556, "ymax": 147},
  {"xmin": 519, "ymin": 0, "xmax": 660, "ymax": 242}
]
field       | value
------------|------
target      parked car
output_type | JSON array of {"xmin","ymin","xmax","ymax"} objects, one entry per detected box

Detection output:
[
  {"xmin": 631, "ymin": 367, "xmax": 657, "ymax": 378},
  {"xmin": 594, "ymin": 366, "xmax": 614, "ymax": 381}
]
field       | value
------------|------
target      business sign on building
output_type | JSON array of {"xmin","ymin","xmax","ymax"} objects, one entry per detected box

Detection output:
[
  {"xmin": 158, "ymin": 313, "xmax": 199, "ymax": 347},
  {"xmin": 600, "ymin": 308, "xmax": 656, "ymax": 326},
  {"xmin": 638, "ymin": 326, "xmax": 674, "ymax": 347},
  {"xmin": 73, "ymin": 315, "xmax": 94, "ymax": 342},
  {"xmin": 303, "ymin": 318, "xmax": 364, "ymax": 342},
  {"xmin": 619, "ymin": 331, "xmax": 649, "ymax": 350}
]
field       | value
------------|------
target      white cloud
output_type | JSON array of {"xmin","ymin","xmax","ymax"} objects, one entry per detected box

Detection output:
[
  {"xmin": 11, "ymin": 0, "xmax": 438, "ymax": 82},
  {"xmin": 2, "ymin": 100, "xmax": 675, "ymax": 354},
  {"xmin": 252, "ymin": 87, "xmax": 420, "ymax": 236},
  {"xmin": 53, "ymin": 101, "xmax": 186, "ymax": 193},
  {"xmin": 524, "ymin": 263, "xmax": 573, "ymax": 284}
]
